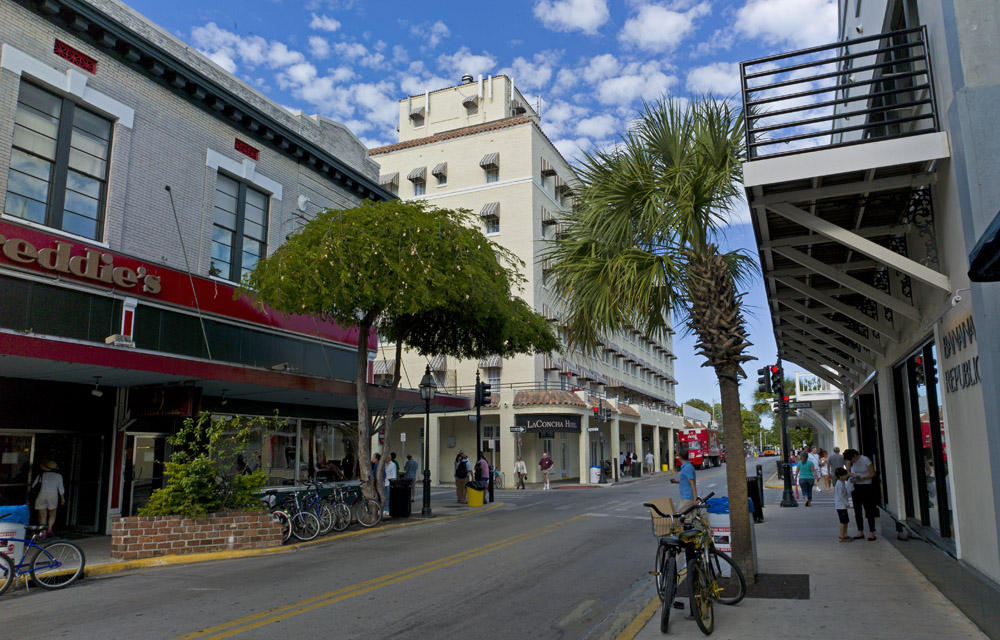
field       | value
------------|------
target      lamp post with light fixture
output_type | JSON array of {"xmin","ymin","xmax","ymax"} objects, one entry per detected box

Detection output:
[{"xmin": 419, "ymin": 365, "xmax": 436, "ymax": 517}]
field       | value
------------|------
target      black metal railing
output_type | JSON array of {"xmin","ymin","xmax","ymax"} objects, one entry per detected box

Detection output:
[{"xmin": 741, "ymin": 26, "xmax": 939, "ymax": 159}]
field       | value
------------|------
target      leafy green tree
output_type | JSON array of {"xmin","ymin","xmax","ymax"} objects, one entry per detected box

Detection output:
[
  {"xmin": 140, "ymin": 414, "xmax": 271, "ymax": 518},
  {"xmin": 741, "ymin": 408, "xmax": 762, "ymax": 442},
  {"xmin": 548, "ymin": 97, "xmax": 758, "ymax": 579},
  {"xmin": 683, "ymin": 398, "xmax": 713, "ymax": 414},
  {"xmin": 243, "ymin": 199, "xmax": 556, "ymax": 500}
]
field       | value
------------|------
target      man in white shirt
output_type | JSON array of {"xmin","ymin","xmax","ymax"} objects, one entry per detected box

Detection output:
[
  {"xmin": 808, "ymin": 446, "xmax": 822, "ymax": 492},
  {"xmin": 844, "ymin": 448, "xmax": 877, "ymax": 540},
  {"xmin": 514, "ymin": 456, "xmax": 527, "ymax": 490},
  {"xmin": 644, "ymin": 451, "xmax": 655, "ymax": 475},
  {"xmin": 383, "ymin": 452, "xmax": 398, "ymax": 516}
]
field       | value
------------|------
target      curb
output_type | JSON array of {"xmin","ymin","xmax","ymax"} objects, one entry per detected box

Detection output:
[
  {"xmin": 615, "ymin": 596, "xmax": 660, "ymax": 640},
  {"xmin": 84, "ymin": 501, "xmax": 504, "ymax": 579},
  {"xmin": 764, "ymin": 470, "xmax": 784, "ymax": 490}
]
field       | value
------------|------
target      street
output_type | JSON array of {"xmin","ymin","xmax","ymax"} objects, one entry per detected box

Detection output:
[{"xmin": 0, "ymin": 463, "xmax": 761, "ymax": 640}]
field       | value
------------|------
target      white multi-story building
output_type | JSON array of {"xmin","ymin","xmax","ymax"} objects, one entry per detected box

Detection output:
[{"xmin": 370, "ymin": 75, "xmax": 684, "ymax": 485}]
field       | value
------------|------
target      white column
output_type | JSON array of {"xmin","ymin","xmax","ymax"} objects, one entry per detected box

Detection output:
[
  {"xmin": 579, "ymin": 413, "xmax": 591, "ymax": 484},
  {"xmin": 652, "ymin": 426, "xmax": 661, "ymax": 475},
  {"xmin": 667, "ymin": 428, "xmax": 675, "ymax": 472},
  {"xmin": 429, "ymin": 414, "xmax": 441, "ymax": 487},
  {"xmin": 499, "ymin": 388, "xmax": 517, "ymax": 483},
  {"xmin": 611, "ymin": 418, "xmax": 621, "ymax": 481}
]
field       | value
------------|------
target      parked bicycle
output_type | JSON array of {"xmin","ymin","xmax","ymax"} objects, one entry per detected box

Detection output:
[
  {"xmin": 643, "ymin": 493, "xmax": 746, "ymax": 635},
  {"xmin": 263, "ymin": 489, "xmax": 320, "ymax": 541},
  {"xmin": 321, "ymin": 485, "xmax": 353, "ymax": 532},
  {"xmin": 491, "ymin": 468, "xmax": 504, "ymax": 490},
  {"xmin": 0, "ymin": 515, "xmax": 85, "ymax": 595},
  {"xmin": 328, "ymin": 484, "xmax": 382, "ymax": 528}
]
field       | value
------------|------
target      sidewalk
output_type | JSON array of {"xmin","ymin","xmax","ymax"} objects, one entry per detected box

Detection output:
[{"xmin": 629, "ymin": 495, "xmax": 988, "ymax": 639}]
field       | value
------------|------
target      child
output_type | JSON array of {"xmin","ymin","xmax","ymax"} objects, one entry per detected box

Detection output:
[{"xmin": 834, "ymin": 467, "xmax": 854, "ymax": 542}]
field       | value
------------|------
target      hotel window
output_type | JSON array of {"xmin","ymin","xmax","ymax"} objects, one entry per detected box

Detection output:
[
  {"xmin": 414, "ymin": 180, "xmax": 426, "ymax": 196},
  {"xmin": 211, "ymin": 173, "xmax": 269, "ymax": 282},
  {"xmin": 5, "ymin": 82, "xmax": 112, "ymax": 241},
  {"xmin": 480, "ymin": 152, "xmax": 499, "ymax": 183},
  {"xmin": 485, "ymin": 367, "xmax": 501, "ymax": 389},
  {"xmin": 480, "ymin": 201, "xmax": 500, "ymax": 234}
]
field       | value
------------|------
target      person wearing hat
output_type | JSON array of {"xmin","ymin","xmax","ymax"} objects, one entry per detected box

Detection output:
[{"xmin": 32, "ymin": 460, "xmax": 65, "ymax": 538}]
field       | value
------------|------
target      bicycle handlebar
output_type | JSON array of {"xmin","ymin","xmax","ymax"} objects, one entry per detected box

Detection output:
[{"xmin": 643, "ymin": 491, "xmax": 715, "ymax": 519}]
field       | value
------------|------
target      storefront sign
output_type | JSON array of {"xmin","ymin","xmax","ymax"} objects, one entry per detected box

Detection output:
[
  {"xmin": 942, "ymin": 316, "xmax": 981, "ymax": 393},
  {"xmin": 516, "ymin": 414, "xmax": 581, "ymax": 433},
  {"xmin": 0, "ymin": 225, "xmax": 161, "ymax": 294}
]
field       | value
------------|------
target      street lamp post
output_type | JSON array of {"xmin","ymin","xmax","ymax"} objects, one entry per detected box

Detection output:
[{"xmin": 419, "ymin": 365, "xmax": 436, "ymax": 518}]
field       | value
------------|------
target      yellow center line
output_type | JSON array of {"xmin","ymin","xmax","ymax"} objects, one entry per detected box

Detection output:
[{"xmin": 175, "ymin": 515, "xmax": 585, "ymax": 640}]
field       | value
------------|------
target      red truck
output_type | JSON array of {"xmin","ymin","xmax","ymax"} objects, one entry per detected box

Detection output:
[{"xmin": 675, "ymin": 426, "xmax": 723, "ymax": 469}]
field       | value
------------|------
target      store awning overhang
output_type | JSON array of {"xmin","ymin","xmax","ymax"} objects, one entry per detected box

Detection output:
[
  {"xmin": 745, "ymin": 132, "xmax": 953, "ymax": 392},
  {"xmin": 968, "ymin": 208, "xmax": 1000, "ymax": 282},
  {"xmin": 0, "ymin": 331, "xmax": 470, "ymax": 415}
]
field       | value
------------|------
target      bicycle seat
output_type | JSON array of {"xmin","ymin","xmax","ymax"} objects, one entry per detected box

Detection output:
[{"xmin": 24, "ymin": 525, "xmax": 47, "ymax": 533}]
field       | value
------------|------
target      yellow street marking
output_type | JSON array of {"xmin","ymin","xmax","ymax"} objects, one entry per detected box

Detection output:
[
  {"xmin": 615, "ymin": 596, "xmax": 660, "ymax": 640},
  {"xmin": 176, "ymin": 515, "xmax": 585, "ymax": 640}
]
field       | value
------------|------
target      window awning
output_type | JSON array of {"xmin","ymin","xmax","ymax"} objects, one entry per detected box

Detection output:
[
  {"xmin": 478, "ymin": 354, "xmax": 502, "ymax": 368},
  {"xmin": 378, "ymin": 172, "xmax": 398, "ymax": 187},
  {"xmin": 479, "ymin": 152, "xmax": 499, "ymax": 168},
  {"xmin": 431, "ymin": 162, "xmax": 448, "ymax": 178},
  {"xmin": 461, "ymin": 94, "xmax": 478, "ymax": 107},
  {"xmin": 540, "ymin": 157, "xmax": 556, "ymax": 177},
  {"xmin": 409, "ymin": 105, "xmax": 425, "ymax": 118},
  {"xmin": 407, "ymin": 166, "xmax": 426, "ymax": 182},
  {"xmin": 540, "ymin": 207, "xmax": 556, "ymax": 225},
  {"xmin": 479, "ymin": 201, "xmax": 500, "ymax": 218},
  {"xmin": 554, "ymin": 176, "xmax": 570, "ymax": 193},
  {"xmin": 373, "ymin": 359, "xmax": 395, "ymax": 375},
  {"xmin": 969, "ymin": 208, "xmax": 1000, "ymax": 281},
  {"xmin": 429, "ymin": 354, "xmax": 446, "ymax": 371}
]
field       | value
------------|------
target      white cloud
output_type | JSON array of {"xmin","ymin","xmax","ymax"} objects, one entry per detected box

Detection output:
[
  {"xmin": 206, "ymin": 50, "xmax": 237, "ymax": 73},
  {"xmin": 552, "ymin": 136, "xmax": 592, "ymax": 162},
  {"xmin": 331, "ymin": 41, "xmax": 386, "ymax": 68},
  {"xmin": 191, "ymin": 23, "xmax": 305, "ymax": 72},
  {"xmin": 596, "ymin": 63, "xmax": 678, "ymax": 105},
  {"xmin": 502, "ymin": 51, "xmax": 559, "ymax": 90},
  {"xmin": 539, "ymin": 100, "xmax": 587, "ymax": 138},
  {"xmin": 686, "ymin": 62, "xmax": 742, "ymax": 96},
  {"xmin": 734, "ymin": 0, "xmax": 837, "ymax": 48},
  {"xmin": 400, "ymin": 73, "xmax": 452, "ymax": 96},
  {"xmin": 309, "ymin": 36, "xmax": 330, "ymax": 59},
  {"xmin": 534, "ymin": 0, "xmax": 609, "ymax": 35},
  {"xmin": 437, "ymin": 47, "xmax": 496, "ymax": 77},
  {"xmin": 410, "ymin": 20, "xmax": 450, "ymax": 49},
  {"xmin": 583, "ymin": 53, "xmax": 619, "ymax": 80},
  {"xmin": 309, "ymin": 13, "xmax": 341, "ymax": 32},
  {"xmin": 619, "ymin": 2, "xmax": 710, "ymax": 53},
  {"xmin": 576, "ymin": 113, "xmax": 618, "ymax": 138},
  {"xmin": 554, "ymin": 67, "xmax": 577, "ymax": 92},
  {"xmin": 722, "ymin": 193, "xmax": 753, "ymax": 226}
]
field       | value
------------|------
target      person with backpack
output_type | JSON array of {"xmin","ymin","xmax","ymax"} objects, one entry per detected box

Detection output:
[
  {"xmin": 538, "ymin": 452, "xmax": 554, "ymax": 490},
  {"xmin": 454, "ymin": 451, "xmax": 471, "ymax": 504}
]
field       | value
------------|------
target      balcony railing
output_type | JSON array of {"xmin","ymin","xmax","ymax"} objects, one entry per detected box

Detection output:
[{"xmin": 741, "ymin": 26, "xmax": 939, "ymax": 159}]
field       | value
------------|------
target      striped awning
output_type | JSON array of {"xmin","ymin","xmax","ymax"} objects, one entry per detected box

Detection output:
[
  {"xmin": 540, "ymin": 207, "xmax": 556, "ymax": 225},
  {"xmin": 479, "ymin": 152, "xmax": 499, "ymax": 168},
  {"xmin": 461, "ymin": 94, "xmax": 478, "ymax": 107},
  {"xmin": 429, "ymin": 354, "xmax": 446, "ymax": 371},
  {"xmin": 431, "ymin": 162, "xmax": 447, "ymax": 178},
  {"xmin": 409, "ymin": 105, "xmax": 425, "ymax": 118},
  {"xmin": 540, "ymin": 157, "xmax": 556, "ymax": 176},
  {"xmin": 373, "ymin": 359, "xmax": 395, "ymax": 375},
  {"xmin": 478, "ymin": 354, "xmax": 502, "ymax": 368},
  {"xmin": 407, "ymin": 166, "xmax": 426, "ymax": 181},
  {"xmin": 378, "ymin": 172, "xmax": 398, "ymax": 187},
  {"xmin": 479, "ymin": 201, "xmax": 500, "ymax": 218},
  {"xmin": 554, "ymin": 176, "xmax": 568, "ymax": 192}
]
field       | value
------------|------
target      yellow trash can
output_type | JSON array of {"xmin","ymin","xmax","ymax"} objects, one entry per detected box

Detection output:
[
  {"xmin": 466, "ymin": 486, "xmax": 485, "ymax": 507},
  {"xmin": 661, "ymin": 463, "xmax": 670, "ymax": 472}
]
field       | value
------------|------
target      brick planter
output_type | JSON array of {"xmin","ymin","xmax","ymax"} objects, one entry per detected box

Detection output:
[{"xmin": 110, "ymin": 510, "xmax": 282, "ymax": 560}]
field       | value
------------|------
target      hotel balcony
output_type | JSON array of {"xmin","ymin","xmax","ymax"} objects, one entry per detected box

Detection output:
[{"xmin": 741, "ymin": 26, "xmax": 952, "ymax": 392}]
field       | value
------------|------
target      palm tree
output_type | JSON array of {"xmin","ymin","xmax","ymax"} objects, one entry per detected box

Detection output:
[{"xmin": 548, "ymin": 97, "xmax": 758, "ymax": 580}]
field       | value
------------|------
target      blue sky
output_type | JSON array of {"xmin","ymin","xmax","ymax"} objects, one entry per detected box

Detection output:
[{"xmin": 127, "ymin": 0, "xmax": 840, "ymax": 413}]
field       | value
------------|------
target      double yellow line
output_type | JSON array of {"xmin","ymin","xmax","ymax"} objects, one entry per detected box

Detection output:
[{"xmin": 176, "ymin": 514, "xmax": 585, "ymax": 640}]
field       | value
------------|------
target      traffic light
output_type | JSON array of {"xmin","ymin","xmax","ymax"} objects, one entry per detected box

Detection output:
[
  {"xmin": 770, "ymin": 364, "xmax": 784, "ymax": 395},
  {"xmin": 756, "ymin": 366, "xmax": 770, "ymax": 394},
  {"xmin": 476, "ymin": 381, "xmax": 492, "ymax": 407}
]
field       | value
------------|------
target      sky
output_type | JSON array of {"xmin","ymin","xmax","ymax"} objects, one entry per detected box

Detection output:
[{"xmin": 125, "ymin": 0, "xmax": 841, "ymax": 414}]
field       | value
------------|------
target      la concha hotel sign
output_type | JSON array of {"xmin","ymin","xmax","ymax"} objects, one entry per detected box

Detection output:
[{"xmin": 0, "ymin": 221, "xmax": 162, "ymax": 294}]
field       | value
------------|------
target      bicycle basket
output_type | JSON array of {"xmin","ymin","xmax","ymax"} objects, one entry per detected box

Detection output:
[{"xmin": 647, "ymin": 496, "xmax": 678, "ymax": 537}]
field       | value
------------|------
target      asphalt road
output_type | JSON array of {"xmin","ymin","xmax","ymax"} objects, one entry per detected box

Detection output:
[{"xmin": 1, "ymin": 458, "xmax": 777, "ymax": 640}]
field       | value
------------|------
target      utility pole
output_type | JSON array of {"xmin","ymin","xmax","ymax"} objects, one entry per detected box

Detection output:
[{"xmin": 774, "ymin": 361, "xmax": 797, "ymax": 507}]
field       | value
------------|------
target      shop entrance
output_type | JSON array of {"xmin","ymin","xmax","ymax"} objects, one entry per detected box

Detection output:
[
  {"xmin": 121, "ymin": 434, "xmax": 169, "ymax": 517},
  {"xmin": 559, "ymin": 433, "xmax": 569, "ymax": 479}
]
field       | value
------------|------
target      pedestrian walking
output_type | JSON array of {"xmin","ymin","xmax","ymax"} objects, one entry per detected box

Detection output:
[
  {"xmin": 670, "ymin": 449, "xmax": 697, "ymax": 511},
  {"xmin": 644, "ymin": 450, "xmax": 655, "ymax": 475},
  {"xmin": 538, "ymin": 452, "xmax": 554, "ymax": 489},
  {"xmin": 454, "ymin": 451, "xmax": 470, "ymax": 504},
  {"xmin": 808, "ymin": 446, "xmax": 822, "ymax": 492},
  {"xmin": 619, "ymin": 452, "xmax": 626, "ymax": 475},
  {"xmin": 844, "ymin": 448, "xmax": 878, "ymax": 540},
  {"xmin": 514, "ymin": 455, "xmax": 527, "ymax": 489},
  {"xmin": 827, "ymin": 447, "xmax": 845, "ymax": 477},
  {"xmin": 383, "ymin": 452, "xmax": 397, "ymax": 517},
  {"xmin": 403, "ymin": 454, "xmax": 419, "ymax": 502},
  {"xmin": 833, "ymin": 467, "xmax": 855, "ymax": 542},
  {"xmin": 631, "ymin": 452, "xmax": 639, "ymax": 475},
  {"xmin": 820, "ymin": 450, "xmax": 831, "ymax": 490},
  {"xmin": 31, "ymin": 460, "xmax": 64, "ymax": 538},
  {"xmin": 796, "ymin": 451, "xmax": 816, "ymax": 506},
  {"xmin": 623, "ymin": 452, "xmax": 631, "ymax": 476}
]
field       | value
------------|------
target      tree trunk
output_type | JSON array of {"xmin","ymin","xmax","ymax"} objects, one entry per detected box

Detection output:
[
  {"xmin": 373, "ymin": 336, "xmax": 404, "ymax": 503},
  {"xmin": 355, "ymin": 319, "xmax": 376, "ymax": 501},
  {"xmin": 717, "ymin": 365, "xmax": 756, "ymax": 584}
]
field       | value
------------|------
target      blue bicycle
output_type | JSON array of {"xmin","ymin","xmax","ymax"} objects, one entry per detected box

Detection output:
[{"xmin": 0, "ymin": 515, "xmax": 85, "ymax": 595}]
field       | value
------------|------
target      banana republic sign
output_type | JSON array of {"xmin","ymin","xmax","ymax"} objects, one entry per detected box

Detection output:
[
  {"xmin": 515, "ymin": 414, "xmax": 581, "ymax": 433},
  {"xmin": 0, "ymin": 223, "xmax": 161, "ymax": 294}
]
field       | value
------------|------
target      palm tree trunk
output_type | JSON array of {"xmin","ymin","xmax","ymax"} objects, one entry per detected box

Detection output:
[{"xmin": 717, "ymin": 365, "xmax": 756, "ymax": 584}]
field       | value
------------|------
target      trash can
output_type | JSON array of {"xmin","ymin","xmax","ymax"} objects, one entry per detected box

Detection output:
[
  {"xmin": 632, "ymin": 461, "xmax": 641, "ymax": 478},
  {"xmin": 746, "ymin": 477, "xmax": 764, "ymax": 523},
  {"xmin": 589, "ymin": 466, "xmax": 601, "ymax": 484},
  {"xmin": 389, "ymin": 478, "xmax": 413, "ymax": 518},
  {"xmin": 603, "ymin": 460, "xmax": 613, "ymax": 481},
  {"xmin": 466, "ymin": 481, "xmax": 485, "ymax": 507}
]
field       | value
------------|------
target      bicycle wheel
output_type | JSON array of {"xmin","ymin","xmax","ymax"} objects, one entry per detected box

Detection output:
[
  {"xmin": 688, "ymin": 561, "xmax": 714, "ymax": 636},
  {"xmin": 30, "ymin": 540, "xmax": 85, "ymax": 590},
  {"xmin": 271, "ymin": 510, "xmax": 292, "ymax": 543},
  {"xmin": 659, "ymin": 550, "xmax": 678, "ymax": 633},
  {"xmin": 356, "ymin": 498, "xmax": 383, "ymax": 527},
  {"xmin": 707, "ymin": 548, "xmax": 746, "ymax": 605},
  {"xmin": 0, "ymin": 553, "xmax": 14, "ymax": 596},
  {"xmin": 332, "ymin": 503, "xmax": 351, "ymax": 532},
  {"xmin": 494, "ymin": 473, "xmax": 503, "ymax": 490},
  {"xmin": 318, "ymin": 504, "xmax": 335, "ymax": 535},
  {"xmin": 290, "ymin": 511, "xmax": 320, "ymax": 541}
]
